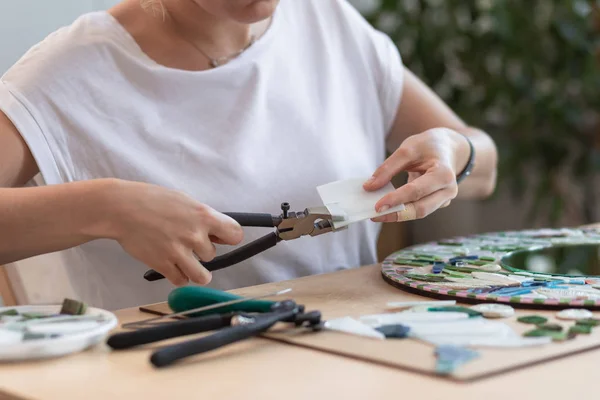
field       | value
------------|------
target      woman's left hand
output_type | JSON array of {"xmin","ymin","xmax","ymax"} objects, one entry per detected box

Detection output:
[{"xmin": 363, "ymin": 127, "xmax": 470, "ymax": 222}]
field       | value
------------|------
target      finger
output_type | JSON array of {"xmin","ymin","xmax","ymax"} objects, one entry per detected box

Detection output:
[
  {"xmin": 410, "ymin": 189, "xmax": 453, "ymax": 219},
  {"xmin": 374, "ymin": 167, "xmax": 454, "ymax": 212},
  {"xmin": 175, "ymin": 251, "xmax": 212, "ymax": 285},
  {"xmin": 396, "ymin": 202, "xmax": 419, "ymax": 221},
  {"xmin": 399, "ymin": 190, "xmax": 452, "ymax": 221},
  {"xmin": 205, "ymin": 211, "xmax": 244, "ymax": 245},
  {"xmin": 370, "ymin": 213, "xmax": 399, "ymax": 223},
  {"xmin": 193, "ymin": 237, "xmax": 217, "ymax": 262},
  {"xmin": 154, "ymin": 262, "xmax": 188, "ymax": 286},
  {"xmin": 372, "ymin": 189, "xmax": 450, "ymax": 223},
  {"xmin": 371, "ymin": 203, "xmax": 417, "ymax": 223},
  {"xmin": 363, "ymin": 147, "xmax": 416, "ymax": 191},
  {"xmin": 209, "ymin": 235, "xmax": 228, "ymax": 245},
  {"xmin": 441, "ymin": 199, "xmax": 451, "ymax": 208},
  {"xmin": 407, "ymin": 171, "xmax": 420, "ymax": 183}
]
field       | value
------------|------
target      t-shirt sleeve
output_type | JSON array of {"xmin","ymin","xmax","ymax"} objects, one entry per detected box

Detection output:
[
  {"xmin": 0, "ymin": 27, "xmax": 82, "ymax": 186},
  {"xmin": 0, "ymin": 79, "xmax": 65, "ymax": 185},
  {"xmin": 334, "ymin": 0, "xmax": 405, "ymax": 136}
]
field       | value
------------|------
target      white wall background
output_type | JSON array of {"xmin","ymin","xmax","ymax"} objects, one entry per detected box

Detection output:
[{"xmin": 0, "ymin": 0, "xmax": 119, "ymax": 74}]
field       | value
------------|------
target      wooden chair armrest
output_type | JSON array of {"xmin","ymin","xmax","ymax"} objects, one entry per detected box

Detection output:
[{"xmin": 0, "ymin": 265, "xmax": 18, "ymax": 306}]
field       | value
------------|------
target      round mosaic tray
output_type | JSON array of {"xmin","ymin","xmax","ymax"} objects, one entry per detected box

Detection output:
[{"xmin": 381, "ymin": 227, "xmax": 600, "ymax": 310}]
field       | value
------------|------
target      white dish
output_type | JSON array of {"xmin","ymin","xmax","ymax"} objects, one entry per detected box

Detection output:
[{"xmin": 0, "ymin": 304, "xmax": 117, "ymax": 361}]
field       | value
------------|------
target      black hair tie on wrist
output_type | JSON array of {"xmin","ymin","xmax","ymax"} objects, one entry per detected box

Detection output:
[{"xmin": 456, "ymin": 135, "xmax": 475, "ymax": 184}]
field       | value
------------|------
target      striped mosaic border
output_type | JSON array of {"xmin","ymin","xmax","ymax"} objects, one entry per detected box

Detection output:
[{"xmin": 380, "ymin": 235, "xmax": 600, "ymax": 309}]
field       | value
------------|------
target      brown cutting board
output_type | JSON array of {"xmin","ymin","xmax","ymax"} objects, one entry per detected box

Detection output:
[{"xmin": 141, "ymin": 265, "xmax": 600, "ymax": 382}]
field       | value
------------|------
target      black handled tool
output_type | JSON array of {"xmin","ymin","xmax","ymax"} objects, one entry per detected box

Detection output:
[
  {"xmin": 107, "ymin": 313, "xmax": 234, "ymax": 349},
  {"xmin": 144, "ymin": 202, "xmax": 345, "ymax": 281},
  {"xmin": 106, "ymin": 300, "xmax": 322, "ymax": 368}
]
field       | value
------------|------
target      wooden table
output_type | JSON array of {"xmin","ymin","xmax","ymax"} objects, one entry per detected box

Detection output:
[{"xmin": 0, "ymin": 264, "xmax": 598, "ymax": 400}]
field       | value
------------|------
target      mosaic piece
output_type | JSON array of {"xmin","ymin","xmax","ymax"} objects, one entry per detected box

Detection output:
[
  {"xmin": 375, "ymin": 324, "xmax": 410, "ymax": 338},
  {"xmin": 386, "ymin": 300, "xmax": 457, "ymax": 309},
  {"xmin": 381, "ymin": 227, "xmax": 600, "ymax": 309},
  {"xmin": 523, "ymin": 328, "xmax": 576, "ymax": 342},
  {"xmin": 556, "ymin": 309, "xmax": 593, "ymax": 320},
  {"xmin": 569, "ymin": 325, "xmax": 592, "ymax": 335},
  {"xmin": 323, "ymin": 317, "xmax": 385, "ymax": 340},
  {"xmin": 536, "ymin": 323, "xmax": 563, "ymax": 332},
  {"xmin": 434, "ymin": 345, "xmax": 480, "ymax": 375},
  {"xmin": 517, "ymin": 315, "xmax": 548, "ymax": 325},
  {"xmin": 470, "ymin": 303, "xmax": 515, "ymax": 318},
  {"xmin": 575, "ymin": 318, "xmax": 600, "ymax": 327}
]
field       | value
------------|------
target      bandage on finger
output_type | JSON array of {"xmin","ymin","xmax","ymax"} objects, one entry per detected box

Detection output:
[{"xmin": 395, "ymin": 203, "xmax": 417, "ymax": 221}]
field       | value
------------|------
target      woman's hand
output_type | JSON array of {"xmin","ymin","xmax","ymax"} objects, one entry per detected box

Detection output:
[
  {"xmin": 106, "ymin": 180, "xmax": 244, "ymax": 286},
  {"xmin": 363, "ymin": 128, "xmax": 470, "ymax": 222}
]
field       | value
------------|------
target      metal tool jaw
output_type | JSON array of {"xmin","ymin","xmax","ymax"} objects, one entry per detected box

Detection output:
[
  {"xmin": 276, "ymin": 205, "xmax": 347, "ymax": 241},
  {"xmin": 231, "ymin": 300, "xmax": 322, "ymax": 329},
  {"xmin": 143, "ymin": 202, "xmax": 347, "ymax": 281}
]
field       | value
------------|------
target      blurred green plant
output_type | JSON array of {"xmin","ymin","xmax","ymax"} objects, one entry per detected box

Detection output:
[{"xmin": 357, "ymin": 0, "xmax": 600, "ymax": 226}]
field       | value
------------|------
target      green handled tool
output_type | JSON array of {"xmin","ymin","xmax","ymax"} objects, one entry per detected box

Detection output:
[
  {"xmin": 107, "ymin": 288, "xmax": 321, "ymax": 368},
  {"xmin": 168, "ymin": 286, "xmax": 280, "ymax": 316},
  {"xmin": 122, "ymin": 286, "xmax": 292, "ymax": 329}
]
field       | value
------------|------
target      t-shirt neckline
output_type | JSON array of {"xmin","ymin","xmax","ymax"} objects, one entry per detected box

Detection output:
[{"xmin": 98, "ymin": 5, "xmax": 281, "ymax": 73}]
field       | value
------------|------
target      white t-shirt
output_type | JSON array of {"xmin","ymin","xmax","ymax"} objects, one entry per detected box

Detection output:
[{"xmin": 0, "ymin": 0, "xmax": 404, "ymax": 310}]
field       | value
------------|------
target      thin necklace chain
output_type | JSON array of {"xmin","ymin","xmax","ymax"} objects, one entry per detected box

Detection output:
[
  {"xmin": 172, "ymin": 23, "xmax": 257, "ymax": 68},
  {"xmin": 195, "ymin": 34, "xmax": 256, "ymax": 68},
  {"xmin": 152, "ymin": 2, "xmax": 261, "ymax": 69}
]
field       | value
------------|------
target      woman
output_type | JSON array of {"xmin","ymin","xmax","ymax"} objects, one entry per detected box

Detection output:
[{"xmin": 0, "ymin": 0, "xmax": 497, "ymax": 310}]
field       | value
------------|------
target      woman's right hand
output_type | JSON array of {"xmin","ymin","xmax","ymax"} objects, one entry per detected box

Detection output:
[{"xmin": 106, "ymin": 180, "xmax": 244, "ymax": 286}]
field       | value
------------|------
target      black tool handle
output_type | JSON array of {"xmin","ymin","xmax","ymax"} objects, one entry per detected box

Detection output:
[
  {"xmin": 150, "ymin": 309, "xmax": 296, "ymax": 368},
  {"xmin": 106, "ymin": 314, "xmax": 232, "ymax": 350},
  {"xmin": 223, "ymin": 212, "xmax": 282, "ymax": 227},
  {"xmin": 144, "ymin": 232, "xmax": 281, "ymax": 281}
]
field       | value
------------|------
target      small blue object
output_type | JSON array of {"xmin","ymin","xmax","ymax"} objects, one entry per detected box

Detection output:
[
  {"xmin": 545, "ymin": 280, "xmax": 568, "ymax": 288},
  {"xmin": 448, "ymin": 255, "xmax": 479, "ymax": 263},
  {"xmin": 375, "ymin": 324, "xmax": 410, "ymax": 338},
  {"xmin": 435, "ymin": 345, "xmax": 480, "ymax": 375},
  {"xmin": 488, "ymin": 285, "xmax": 518, "ymax": 293},
  {"xmin": 432, "ymin": 262, "xmax": 445, "ymax": 274},
  {"xmin": 467, "ymin": 288, "xmax": 489, "ymax": 294},
  {"xmin": 522, "ymin": 281, "xmax": 550, "ymax": 288},
  {"xmin": 500, "ymin": 287, "xmax": 532, "ymax": 295},
  {"xmin": 508, "ymin": 289, "xmax": 534, "ymax": 296},
  {"xmin": 469, "ymin": 286, "xmax": 503, "ymax": 294},
  {"xmin": 450, "ymin": 261, "xmax": 467, "ymax": 267},
  {"xmin": 490, "ymin": 287, "xmax": 533, "ymax": 296}
]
